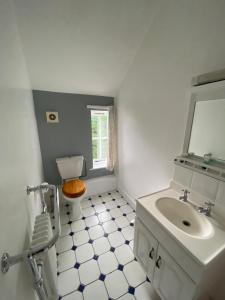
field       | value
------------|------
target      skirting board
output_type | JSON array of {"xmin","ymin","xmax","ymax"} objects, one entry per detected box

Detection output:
[
  {"xmin": 57, "ymin": 175, "xmax": 137, "ymax": 210},
  {"xmin": 84, "ymin": 175, "xmax": 117, "ymax": 197},
  {"xmin": 117, "ymin": 187, "xmax": 136, "ymax": 209}
]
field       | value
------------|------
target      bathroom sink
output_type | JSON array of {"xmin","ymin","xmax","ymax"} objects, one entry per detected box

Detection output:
[{"xmin": 155, "ymin": 197, "xmax": 214, "ymax": 239}]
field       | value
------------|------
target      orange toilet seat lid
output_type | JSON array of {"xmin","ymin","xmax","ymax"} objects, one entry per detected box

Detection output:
[{"xmin": 62, "ymin": 179, "xmax": 86, "ymax": 198}]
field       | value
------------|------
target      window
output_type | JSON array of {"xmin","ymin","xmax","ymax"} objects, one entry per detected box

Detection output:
[{"xmin": 91, "ymin": 110, "xmax": 109, "ymax": 169}]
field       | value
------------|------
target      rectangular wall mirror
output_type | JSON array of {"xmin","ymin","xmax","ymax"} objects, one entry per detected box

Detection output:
[
  {"xmin": 188, "ymin": 99, "xmax": 225, "ymax": 161},
  {"xmin": 183, "ymin": 81, "xmax": 225, "ymax": 165}
]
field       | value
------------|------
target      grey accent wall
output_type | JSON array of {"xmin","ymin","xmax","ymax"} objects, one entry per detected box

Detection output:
[{"xmin": 33, "ymin": 90, "xmax": 114, "ymax": 184}]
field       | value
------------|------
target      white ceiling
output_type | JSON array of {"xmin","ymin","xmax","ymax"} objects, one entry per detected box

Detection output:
[{"xmin": 14, "ymin": 0, "xmax": 156, "ymax": 96}]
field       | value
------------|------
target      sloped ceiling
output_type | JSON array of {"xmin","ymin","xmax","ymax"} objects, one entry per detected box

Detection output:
[{"xmin": 14, "ymin": 0, "xmax": 157, "ymax": 96}]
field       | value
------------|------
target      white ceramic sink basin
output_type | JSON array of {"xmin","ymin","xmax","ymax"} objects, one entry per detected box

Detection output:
[{"xmin": 155, "ymin": 197, "xmax": 214, "ymax": 239}]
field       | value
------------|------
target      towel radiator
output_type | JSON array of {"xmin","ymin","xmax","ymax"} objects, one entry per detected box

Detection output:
[{"xmin": 1, "ymin": 183, "xmax": 60, "ymax": 300}]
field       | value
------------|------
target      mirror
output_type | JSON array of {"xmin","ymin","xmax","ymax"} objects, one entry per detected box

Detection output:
[
  {"xmin": 188, "ymin": 99, "xmax": 225, "ymax": 161},
  {"xmin": 184, "ymin": 82, "xmax": 225, "ymax": 163}
]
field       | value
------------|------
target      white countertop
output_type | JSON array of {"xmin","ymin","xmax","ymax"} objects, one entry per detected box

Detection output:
[{"xmin": 137, "ymin": 188, "xmax": 225, "ymax": 265}]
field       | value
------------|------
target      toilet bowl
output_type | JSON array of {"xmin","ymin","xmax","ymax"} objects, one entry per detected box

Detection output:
[
  {"xmin": 62, "ymin": 179, "xmax": 86, "ymax": 219},
  {"xmin": 56, "ymin": 156, "xmax": 86, "ymax": 220}
]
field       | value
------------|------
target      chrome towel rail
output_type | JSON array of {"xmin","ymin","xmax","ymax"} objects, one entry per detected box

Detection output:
[
  {"xmin": 25, "ymin": 255, "xmax": 48, "ymax": 300},
  {"xmin": 27, "ymin": 182, "xmax": 49, "ymax": 214},
  {"xmin": 1, "ymin": 183, "xmax": 60, "ymax": 274}
]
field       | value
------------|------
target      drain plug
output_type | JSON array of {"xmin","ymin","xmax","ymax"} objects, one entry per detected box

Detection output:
[{"xmin": 182, "ymin": 220, "xmax": 191, "ymax": 227}]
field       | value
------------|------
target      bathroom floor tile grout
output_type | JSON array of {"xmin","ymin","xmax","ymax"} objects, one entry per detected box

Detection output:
[{"xmin": 55, "ymin": 190, "xmax": 151, "ymax": 300}]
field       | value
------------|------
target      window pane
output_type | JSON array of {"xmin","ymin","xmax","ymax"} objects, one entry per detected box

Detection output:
[
  {"xmin": 91, "ymin": 115, "xmax": 98, "ymax": 138},
  {"xmin": 92, "ymin": 139, "xmax": 98, "ymax": 160},
  {"xmin": 101, "ymin": 115, "xmax": 108, "ymax": 137},
  {"xmin": 101, "ymin": 138, "xmax": 108, "ymax": 160},
  {"xmin": 91, "ymin": 109, "xmax": 109, "ymax": 169}
]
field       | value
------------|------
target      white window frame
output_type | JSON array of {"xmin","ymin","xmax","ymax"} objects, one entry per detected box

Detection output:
[{"xmin": 91, "ymin": 109, "xmax": 109, "ymax": 169}]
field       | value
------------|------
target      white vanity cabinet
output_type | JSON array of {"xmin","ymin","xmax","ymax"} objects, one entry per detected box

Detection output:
[
  {"xmin": 134, "ymin": 218, "xmax": 196, "ymax": 300},
  {"xmin": 153, "ymin": 245, "xmax": 195, "ymax": 300},
  {"xmin": 134, "ymin": 218, "xmax": 158, "ymax": 279},
  {"xmin": 135, "ymin": 188, "xmax": 225, "ymax": 300}
]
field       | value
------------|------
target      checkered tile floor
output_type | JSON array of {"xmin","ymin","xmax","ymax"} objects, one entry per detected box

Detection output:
[{"xmin": 54, "ymin": 190, "xmax": 153, "ymax": 300}]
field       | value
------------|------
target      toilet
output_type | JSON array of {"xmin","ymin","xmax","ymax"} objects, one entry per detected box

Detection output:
[{"xmin": 56, "ymin": 156, "xmax": 86, "ymax": 219}]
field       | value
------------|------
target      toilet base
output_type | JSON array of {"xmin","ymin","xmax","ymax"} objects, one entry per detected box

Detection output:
[
  {"xmin": 62, "ymin": 190, "xmax": 86, "ymax": 220},
  {"xmin": 71, "ymin": 200, "xmax": 82, "ymax": 220}
]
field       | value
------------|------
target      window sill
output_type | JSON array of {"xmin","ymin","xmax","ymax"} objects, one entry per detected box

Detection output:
[
  {"xmin": 89, "ymin": 167, "xmax": 107, "ymax": 171},
  {"xmin": 92, "ymin": 160, "xmax": 107, "ymax": 170}
]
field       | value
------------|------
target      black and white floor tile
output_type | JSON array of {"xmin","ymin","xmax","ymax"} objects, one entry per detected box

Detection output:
[{"xmin": 54, "ymin": 191, "xmax": 154, "ymax": 300}]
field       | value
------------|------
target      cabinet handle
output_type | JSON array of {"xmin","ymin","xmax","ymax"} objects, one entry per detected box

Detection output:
[
  {"xmin": 149, "ymin": 247, "xmax": 154, "ymax": 259},
  {"xmin": 156, "ymin": 256, "xmax": 162, "ymax": 269}
]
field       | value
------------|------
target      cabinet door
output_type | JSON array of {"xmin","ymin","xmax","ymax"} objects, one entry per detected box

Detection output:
[
  {"xmin": 134, "ymin": 218, "xmax": 158, "ymax": 280},
  {"xmin": 153, "ymin": 245, "xmax": 196, "ymax": 300}
]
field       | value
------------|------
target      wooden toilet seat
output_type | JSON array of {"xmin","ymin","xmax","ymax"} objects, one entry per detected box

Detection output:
[{"xmin": 62, "ymin": 179, "xmax": 86, "ymax": 198}]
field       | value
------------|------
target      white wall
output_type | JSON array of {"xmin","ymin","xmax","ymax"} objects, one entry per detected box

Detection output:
[
  {"xmin": 116, "ymin": 0, "xmax": 225, "ymax": 201},
  {"xmin": 14, "ymin": 0, "xmax": 157, "ymax": 96},
  {"xmin": 0, "ymin": 1, "xmax": 43, "ymax": 299}
]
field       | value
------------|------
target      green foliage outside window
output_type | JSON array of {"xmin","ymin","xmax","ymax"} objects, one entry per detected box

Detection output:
[
  {"xmin": 91, "ymin": 116, "xmax": 98, "ymax": 138},
  {"xmin": 91, "ymin": 111, "xmax": 109, "ymax": 163}
]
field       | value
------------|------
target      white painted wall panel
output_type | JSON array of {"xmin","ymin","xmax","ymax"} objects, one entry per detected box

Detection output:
[
  {"xmin": 13, "ymin": 0, "xmax": 158, "ymax": 96},
  {"xmin": 117, "ymin": 0, "xmax": 225, "ymax": 201},
  {"xmin": 0, "ymin": 1, "xmax": 43, "ymax": 299}
]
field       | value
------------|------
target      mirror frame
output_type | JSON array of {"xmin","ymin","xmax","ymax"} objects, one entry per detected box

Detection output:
[{"xmin": 183, "ymin": 80, "xmax": 225, "ymax": 166}]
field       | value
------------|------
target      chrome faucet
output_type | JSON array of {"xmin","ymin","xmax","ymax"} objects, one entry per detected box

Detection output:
[
  {"xmin": 179, "ymin": 189, "xmax": 190, "ymax": 202},
  {"xmin": 198, "ymin": 201, "xmax": 215, "ymax": 217}
]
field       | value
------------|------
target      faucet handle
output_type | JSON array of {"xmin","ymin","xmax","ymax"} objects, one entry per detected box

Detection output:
[
  {"xmin": 182, "ymin": 189, "xmax": 190, "ymax": 194},
  {"xmin": 204, "ymin": 201, "xmax": 215, "ymax": 207}
]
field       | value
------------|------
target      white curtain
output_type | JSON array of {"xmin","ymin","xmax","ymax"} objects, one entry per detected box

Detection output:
[{"xmin": 107, "ymin": 106, "xmax": 117, "ymax": 171}]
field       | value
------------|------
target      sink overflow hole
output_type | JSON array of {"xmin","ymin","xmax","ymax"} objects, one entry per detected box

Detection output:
[{"xmin": 182, "ymin": 220, "xmax": 191, "ymax": 227}]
